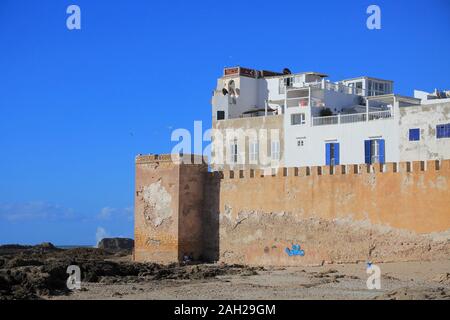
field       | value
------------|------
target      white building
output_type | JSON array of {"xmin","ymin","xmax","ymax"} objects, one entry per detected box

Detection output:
[{"xmin": 211, "ymin": 66, "xmax": 450, "ymax": 169}]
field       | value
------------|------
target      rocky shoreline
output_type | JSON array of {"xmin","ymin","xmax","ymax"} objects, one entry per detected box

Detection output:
[{"xmin": 0, "ymin": 243, "xmax": 260, "ymax": 300}]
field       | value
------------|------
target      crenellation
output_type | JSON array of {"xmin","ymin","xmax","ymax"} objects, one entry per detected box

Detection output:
[
  {"xmin": 442, "ymin": 159, "xmax": 450, "ymax": 170},
  {"xmin": 287, "ymin": 167, "xmax": 296, "ymax": 177},
  {"xmin": 311, "ymin": 166, "xmax": 322, "ymax": 176},
  {"xmin": 373, "ymin": 163, "xmax": 383, "ymax": 173},
  {"xmin": 385, "ymin": 162, "xmax": 395, "ymax": 173},
  {"xmin": 135, "ymin": 154, "xmax": 450, "ymax": 265},
  {"xmin": 208, "ymin": 160, "xmax": 450, "ymax": 180},
  {"xmin": 321, "ymin": 165, "xmax": 332, "ymax": 176},
  {"xmin": 412, "ymin": 161, "xmax": 422, "ymax": 172}
]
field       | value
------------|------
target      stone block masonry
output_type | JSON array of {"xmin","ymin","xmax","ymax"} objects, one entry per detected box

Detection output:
[{"xmin": 135, "ymin": 155, "xmax": 450, "ymax": 266}]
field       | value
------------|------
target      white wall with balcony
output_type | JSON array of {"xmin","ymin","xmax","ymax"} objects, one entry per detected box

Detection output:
[{"xmin": 283, "ymin": 101, "xmax": 401, "ymax": 167}]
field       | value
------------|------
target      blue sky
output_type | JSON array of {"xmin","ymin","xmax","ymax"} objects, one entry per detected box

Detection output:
[{"xmin": 0, "ymin": 0, "xmax": 449, "ymax": 245}]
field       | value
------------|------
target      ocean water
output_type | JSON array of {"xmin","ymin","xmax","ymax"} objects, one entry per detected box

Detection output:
[{"xmin": 56, "ymin": 245, "xmax": 94, "ymax": 249}]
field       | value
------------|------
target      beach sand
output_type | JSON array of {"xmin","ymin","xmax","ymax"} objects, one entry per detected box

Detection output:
[{"xmin": 1, "ymin": 244, "xmax": 448, "ymax": 300}]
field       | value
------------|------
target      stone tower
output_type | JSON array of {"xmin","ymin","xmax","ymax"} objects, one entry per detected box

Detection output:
[{"xmin": 134, "ymin": 154, "xmax": 207, "ymax": 263}]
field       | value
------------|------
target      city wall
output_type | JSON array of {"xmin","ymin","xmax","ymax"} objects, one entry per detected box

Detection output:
[{"xmin": 135, "ymin": 155, "xmax": 450, "ymax": 266}]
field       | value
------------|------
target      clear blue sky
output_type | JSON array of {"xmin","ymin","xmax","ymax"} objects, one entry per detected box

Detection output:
[{"xmin": 0, "ymin": 0, "xmax": 449, "ymax": 245}]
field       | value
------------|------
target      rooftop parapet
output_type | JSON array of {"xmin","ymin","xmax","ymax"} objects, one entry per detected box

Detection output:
[
  {"xmin": 135, "ymin": 154, "xmax": 207, "ymax": 165},
  {"xmin": 217, "ymin": 160, "xmax": 450, "ymax": 180}
]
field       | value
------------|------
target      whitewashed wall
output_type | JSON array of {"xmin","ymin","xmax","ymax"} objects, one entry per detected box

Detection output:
[{"xmin": 399, "ymin": 101, "xmax": 450, "ymax": 161}]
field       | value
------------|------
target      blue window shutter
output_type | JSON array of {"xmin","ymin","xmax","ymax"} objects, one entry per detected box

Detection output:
[
  {"xmin": 364, "ymin": 140, "xmax": 371, "ymax": 164},
  {"xmin": 335, "ymin": 143, "xmax": 340, "ymax": 165},
  {"xmin": 325, "ymin": 143, "xmax": 331, "ymax": 165},
  {"xmin": 436, "ymin": 124, "xmax": 450, "ymax": 138},
  {"xmin": 437, "ymin": 125, "xmax": 443, "ymax": 138},
  {"xmin": 379, "ymin": 139, "xmax": 385, "ymax": 164},
  {"xmin": 435, "ymin": 124, "xmax": 450, "ymax": 138},
  {"xmin": 409, "ymin": 128, "xmax": 420, "ymax": 141}
]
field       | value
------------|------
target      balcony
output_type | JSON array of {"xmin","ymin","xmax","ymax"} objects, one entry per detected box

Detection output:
[
  {"xmin": 312, "ymin": 110, "xmax": 393, "ymax": 126},
  {"xmin": 286, "ymin": 80, "xmax": 366, "ymax": 95}
]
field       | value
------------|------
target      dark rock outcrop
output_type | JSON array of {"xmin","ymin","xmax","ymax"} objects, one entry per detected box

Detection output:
[
  {"xmin": 97, "ymin": 238, "xmax": 134, "ymax": 252},
  {"xmin": 0, "ymin": 242, "xmax": 261, "ymax": 300}
]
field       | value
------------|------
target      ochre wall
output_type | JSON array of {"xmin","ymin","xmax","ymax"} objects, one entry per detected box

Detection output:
[
  {"xmin": 178, "ymin": 164, "xmax": 208, "ymax": 261},
  {"xmin": 215, "ymin": 160, "xmax": 450, "ymax": 266},
  {"xmin": 134, "ymin": 155, "xmax": 180, "ymax": 263},
  {"xmin": 134, "ymin": 155, "xmax": 450, "ymax": 266},
  {"xmin": 134, "ymin": 155, "xmax": 207, "ymax": 263}
]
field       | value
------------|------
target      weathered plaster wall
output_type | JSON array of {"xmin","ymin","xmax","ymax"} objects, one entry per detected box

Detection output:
[
  {"xmin": 135, "ymin": 154, "xmax": 450, "ymax": 266},
  {"xmin": 178, "ymin": 163, "xmax": 208, "ymax": 261},
  {"xmin": 135, "ymin": 155, "xmax": 180, "ymax": 263},
  {"xmin": 215, "ymin": 161, "xmax": 450, "ymax": 266},
  {"xmin": 211, "ymin": 115, "xmax": 284, "ymax": 171},
  {"xmin": 399, "ymin": 101, "xmax": 450, "ymax": 161},
  {"xmin": 134, "ymin": 155, "xmax": 207, "ymax": 263}
]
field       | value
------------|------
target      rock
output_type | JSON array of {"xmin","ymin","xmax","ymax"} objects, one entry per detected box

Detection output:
[
  {"xmin": 374, "ymin": 287, "xmax": 450, "ymax": 300},
  {"xmin": 432, "ymin": 273, "xmax": 450, "ymax": 285},
  {"xmin": 97, "ymin": 238, "xmax": 134, "ymax": 252},
  {"xmin": 39, "ymin": 242, "xmax": 56, "ymax": 249}
]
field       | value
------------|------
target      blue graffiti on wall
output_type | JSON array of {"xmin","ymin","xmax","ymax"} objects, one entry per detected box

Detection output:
[{"xmin": 285, "ymin": 244, "xmax": 305, "ymax": 257}]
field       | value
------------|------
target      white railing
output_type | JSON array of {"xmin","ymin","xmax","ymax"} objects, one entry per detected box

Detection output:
[
  {"xmin": 368, "ymin": 110, "xmax": 392, "ymax": 120},
  {"xmin": 312, "ymin": 115, "xmax": 339, "ymax": 126},
  {"xmin": 312, "ymin": 110, "xmax": 393, "ymax": 126},
  {"xmin": 340, "ymin": 113, "xmax": 366, "ymax": 124},
  {"xmin": 291, "ymin": 81, "xmax": 367, "ymax": 95}
]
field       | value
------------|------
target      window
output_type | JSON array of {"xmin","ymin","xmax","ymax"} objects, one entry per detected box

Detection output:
[
  {"xmin": 325, "ymin": 142, "xmax": 340, "ymax": 165},
  {"xmin": 279, "ymin": 79, "xmax": 285, "ymax": 94},
  {"xmin": 371, "ymin": 140, "xmax": 379, "ymax": 163},
  {"xmin": 291, "ymin": 113, "xmax": 306, "ymax": 125},
  {"xmin": 364, "ymin": 139, "xmax": 385, "ymax": 164},
  {"xmin": 229, "ymin": 139, "xmax": 238, "ymax": 164},
  {"xmin": 271, "ymin": 140, "xmax": 280, "ymax": 161},
  {"xmin": 437, "ymin": 124, "xmax": 450, "ymax": 139},
  {"xmin": 279, "ymin": 77, "xmax": 293, "ymax": 94},
  {"xmin": 284, "ymin": 77, "xmax": 293, "ymax": 87},
  {"xmin": 249, "ymin": 141, "xmax": 259, "ymax": 163},
  {"xmin": 217, "ymin": 111, "xmax": 225, "ymax": 120},
  {"xmin": 409, "ymin": 128, "xmax": 420, "ymax": 141}
]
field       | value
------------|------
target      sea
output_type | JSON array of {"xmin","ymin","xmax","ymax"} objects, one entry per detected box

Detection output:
[{"xmin": 56, "ymin": 245, "xmax": 94, "ymax": 249}]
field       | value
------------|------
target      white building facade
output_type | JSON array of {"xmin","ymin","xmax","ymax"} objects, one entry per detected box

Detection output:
[{"xmin": 211, "ymin": 66, "xmax": 450, "ymax": 169}]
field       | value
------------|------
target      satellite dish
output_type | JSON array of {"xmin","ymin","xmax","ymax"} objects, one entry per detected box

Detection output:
[
  {"xmin": 228, "ymin": 80, "xmax": 236, "ymax": 96},
  {"xmin": 283, "ymin": 68, "xmax": 292, "ymax": 75},
  {"xmin": 222, "ymin": 88, "xmax": 228, "ymax": 96}
]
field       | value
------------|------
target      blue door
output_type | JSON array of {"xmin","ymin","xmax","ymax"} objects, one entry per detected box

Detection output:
[
  {"xmin": 364, "ymin": 139, "xmax": 385, "ymax": 164},
  {"xmin": 364, "ymin": 140, "xmax": 371, "ymax": 164},
  {"xmin": 378, "ymin": 139, "xmax": 385, "ymax": 164},
  {"xmin": 326, "ymin": 143, "xmax": 331, "ymax": 165},
  {"xmin": 325, "ymin": 143, "xmax": 340, "ymax": 165}
]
